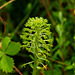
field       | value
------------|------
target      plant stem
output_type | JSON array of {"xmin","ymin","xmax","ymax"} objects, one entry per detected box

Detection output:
[
  {"xmin": 14, "ymin": 66, "xmax": 23, "ymax": 75},
  {"xmin": 0, "ymin": 0, "xmax": 15, "ymax": 9},
  {"xmin": 32, "ymin": 53, "xmax": 37, "ymax": 75},
  {"xmin": 32, "ymin": 28, "xmax": 39, "ymax": 75},
  {"xmin": 0, "ymin": 16, "xmax": 6, "ymax": 37},
  {"xmin": 49, "ymin": 58, "xmax": 68, "ymax": 66}
]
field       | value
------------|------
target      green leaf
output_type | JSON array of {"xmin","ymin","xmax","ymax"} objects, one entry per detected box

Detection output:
[
  {"xmin": 0, "ymin": 70, "xmax": 9, "ymax": 75},
  {"xmin": 1, "ymin": 55, "xmax": 14, "ymax": 73},
  {"xmin": 0, "ymin": 51, "xmax": 3, "ymax": 57},
  {"xmin": 0, "ymin": 60, "xmax": 1, "ymax": 70},
  {"xmin": 5, "ymin": 42, "xmax": 21, "ymax": 55},
  {"xmin": 64, "ymin": 41, "xmax": 70, "ymax": 48},
  {"xmin": 2, "ymin": 37, "xmax": 10, "ymax": 51},
  {"xmin": 53, "ymin": 49, "xmax": 62, "ymax": 59},
  {"xmin": 65, "ymin": 65, "xmax": 73, "ymax": 71}
]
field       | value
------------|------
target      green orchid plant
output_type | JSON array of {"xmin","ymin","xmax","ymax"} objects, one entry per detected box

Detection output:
[{"xmin": 20, "ymin": 17, "xmax": 53, "ymax": 75}]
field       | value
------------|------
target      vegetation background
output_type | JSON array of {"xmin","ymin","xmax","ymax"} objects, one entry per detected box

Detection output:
[{"xmin": 0, "ymin": 0, "xmax": 75, "ymax": 75}]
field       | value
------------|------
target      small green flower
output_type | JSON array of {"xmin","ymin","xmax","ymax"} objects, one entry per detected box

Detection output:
[
  {"xmin": 21, "ymin": 17, "xmax": 53, "ymax": 75},
  {"xmin": 21, "ymin": 17, "xmax": 53, "ymax": 61}
]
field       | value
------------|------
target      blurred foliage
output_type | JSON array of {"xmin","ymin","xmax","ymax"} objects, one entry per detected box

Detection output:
[{"xmin": 0, "ymin": 0, "xmax": 75, "ymax": 75}]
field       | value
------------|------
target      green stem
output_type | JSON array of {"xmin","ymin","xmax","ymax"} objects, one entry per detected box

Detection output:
[
  {"xmin": 32, "ymin": 45, "xmax": 38, "ymax": 75},
  {"xmin": 32, "ymin": 53, "xmax": 37, "ymax": 75},
  {"xmin": 32, "ymin": 28, "xmax": 39, "ymax": 75}
]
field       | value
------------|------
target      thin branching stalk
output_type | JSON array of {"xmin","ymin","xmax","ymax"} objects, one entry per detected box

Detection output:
[
  {"xmin": 14, "ymin": 66, "xmax": 23, "ymax": 75},
  {"xmin": 0, "ymin": 0, "xmax": 15, "ymax": 9},
  {"xmin": 0, "ymin": 16, "xmax": 6, "ymax": 37}
]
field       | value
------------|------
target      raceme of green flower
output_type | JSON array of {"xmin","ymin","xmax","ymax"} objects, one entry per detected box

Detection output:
[
  {"xmin": 20, "ymin": 17, "xmax": 53, "ymax": 62},
  {"xmin": 0, "ymin": 37, "xmax": 21, "ymax": 73}
]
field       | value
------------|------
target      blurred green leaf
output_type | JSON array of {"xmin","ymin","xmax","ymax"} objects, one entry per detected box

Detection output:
[{"xmin": 2, "ymin": 37, "xmax": 10, "ymax": 51}]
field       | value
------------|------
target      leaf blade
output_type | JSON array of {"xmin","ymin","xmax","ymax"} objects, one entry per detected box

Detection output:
[
  {"xmin": 5, "ymin": 42, "xmax": 21, "ymax": 55},
  {"xmin": 0, "ymin": 51, "xmax": 3, "ymax": 57},
  {"xmin": 1, "ymin": 55, "xmax": 14, "ymax": 73},
  {"xmin": 2, "ymin": 37, "xmax": 11, "ymax": 51}
]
